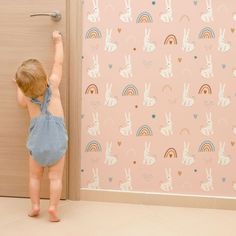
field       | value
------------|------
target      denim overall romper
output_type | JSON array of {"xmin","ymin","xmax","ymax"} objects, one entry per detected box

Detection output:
[{"xmin": 27, "ymin": 85, "xmax": 68, "ymax": 167}]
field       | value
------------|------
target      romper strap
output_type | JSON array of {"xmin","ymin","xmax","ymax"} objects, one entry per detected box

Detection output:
[{"xmin": 31, "ymin": 85, "xmax": 52, "ymax": 114}]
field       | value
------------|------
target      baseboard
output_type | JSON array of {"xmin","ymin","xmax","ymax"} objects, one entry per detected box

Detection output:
[{"xmin": 80, "ymin": 188, "xmax": 236, "ymax": 210}]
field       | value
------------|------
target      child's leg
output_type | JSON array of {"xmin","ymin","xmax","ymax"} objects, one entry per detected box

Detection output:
[
  {"xmin": 48, "ymin": 156, "xmax": 65, "ymax": 222},
  {"xmin": 28, "ymin": 156, "xmax": 44, "ymax": 217}
]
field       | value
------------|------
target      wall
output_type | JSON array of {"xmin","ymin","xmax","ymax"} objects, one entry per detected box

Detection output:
[{"xmin": 81, "ymin": 0, "xmax": 236, "ymax": 197}]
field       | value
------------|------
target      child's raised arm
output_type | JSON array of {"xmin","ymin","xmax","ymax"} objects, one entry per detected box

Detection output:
[{"xmin": 49, "ymin": 31, "xmax": 64, "ymax": 88}]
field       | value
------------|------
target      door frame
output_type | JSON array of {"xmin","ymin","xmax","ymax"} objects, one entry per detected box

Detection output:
[{"xmin": 67, "ymin": 0, "xmax": 82, "ymax": 200}]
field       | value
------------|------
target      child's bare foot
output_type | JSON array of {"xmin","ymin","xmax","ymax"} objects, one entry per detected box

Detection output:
[
  {"xmin": 48, "ymin": 207, "xmax": 60, "ymax": 222},
  {"xmin": 28, "ymin": 206, "xmax": 40, "ymax": 217}
]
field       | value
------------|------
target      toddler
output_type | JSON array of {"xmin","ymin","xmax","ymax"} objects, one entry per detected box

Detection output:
[{"xmin": 13, "ymin": 31, "xmax": 68, "ymax": 222}]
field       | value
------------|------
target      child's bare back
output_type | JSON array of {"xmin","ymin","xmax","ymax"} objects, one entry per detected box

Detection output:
[{"xmin": 26, "ymin": 81, "xmax": 64, "ymax": 120}]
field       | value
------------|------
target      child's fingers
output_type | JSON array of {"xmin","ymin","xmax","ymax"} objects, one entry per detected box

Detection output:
[
  {"xmin": 53, "ymin": 30, "xmax": 62, "ymax": 36},
  {"xmin": 52, "ymin": 31, "xmax": 63, "ymax": 43}
]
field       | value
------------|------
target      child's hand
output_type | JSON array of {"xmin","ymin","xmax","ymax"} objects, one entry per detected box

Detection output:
[
  {"xmin": 12, "ymin": 78, "xmax": 16, "ymax": 84},
  {"xmin": 52, "ymin": 30, "xmax": 62, "ymax": 44}
]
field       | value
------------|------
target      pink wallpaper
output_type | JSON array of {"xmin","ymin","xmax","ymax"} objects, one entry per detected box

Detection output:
[{"xmin": 81, "ymin": 0, "xmax": 236, "ymax": 197}]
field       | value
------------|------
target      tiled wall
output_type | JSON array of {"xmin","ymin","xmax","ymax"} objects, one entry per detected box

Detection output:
[{"xmin": 81, "ymin": 0, "xmax": 236, "ymax": 197}]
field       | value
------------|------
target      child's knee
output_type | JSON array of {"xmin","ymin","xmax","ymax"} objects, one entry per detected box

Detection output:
[{"xmin": 48, "ymin": 171, "xmax": 62, "ymax": 181}]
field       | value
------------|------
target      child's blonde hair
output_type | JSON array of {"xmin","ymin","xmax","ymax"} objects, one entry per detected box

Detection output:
[{"xmin": 16, "ymin": 59, "xmax": 48, "ymax": 98}]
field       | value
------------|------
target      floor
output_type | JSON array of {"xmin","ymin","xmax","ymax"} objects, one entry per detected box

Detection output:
[{"xmin": 0, "ymin": 197, "xmax": 236, "ymax": 236}]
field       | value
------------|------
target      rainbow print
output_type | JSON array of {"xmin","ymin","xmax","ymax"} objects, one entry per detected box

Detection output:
[
  {"xmin": 198, "ymin": 84, "xmax": 212, "ymax": 94},
  {"xmin": 164, "ymin": 148, "xmax": 177, "ymax": 158},
  {"xmin": 179, "ymin": 15, "xmax": 190, "ymax": 23},
  {"xmin": 85, "ymin": 84, "xmax": 99, "ymax": 94},
  {"xmin": 164, "ymin": 34, "xmax": 178, "ymax": 45},
  {"xmin": 198, "ymin": 140, "xmax": 215, "ymax": 152},
  {"xmin": 85, "ymin": 27, "xmax": 102, "ymax": 39},
  {"xmin": 136, "ymin": 12, "xmax": 153, "ymax": 23},
  {"xmin": 199, "ymin": 27, "xmax": 215, "ymax": 39},
  {"xmin": 179, "ymin": 128, "xmax": 190, "ymax": 135},
  {"xmin": 136, "ymin": 125, "xmax": 153, "ymax": 136},
  {"xmin": 122, "ymin": 84, "xmax": 139, "ymax": 96},
  {"xmin": 162, "ymin": 85, "xmax": 173, "ymax": 92},
  {"xmin": 85, "ymin": 140, "xmax": 102, "ymax": 152}
]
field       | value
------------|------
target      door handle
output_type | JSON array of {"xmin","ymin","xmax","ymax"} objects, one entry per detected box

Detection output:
[{"xmin": 30, "ymin": 11, "xmax": 61, "ymax": 22}]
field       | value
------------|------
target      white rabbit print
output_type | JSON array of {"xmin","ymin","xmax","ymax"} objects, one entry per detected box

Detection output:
[
  {"xmin": 201, "ymin": 55, "xmax": 214, "ymax": 78},
  {"xmin": 88, "ymin": 112, "xmax": 100, "ymax": 136},
  {"xmin": 120, "ymin": 168, "xmax": 133, "ymax": 191},
  {"xmin": 88, "ymin": 55, "xmax": 100, "ymax": 78},
  {"xmin": 143, "ymin": 28, "xmax": 156, "ymax": 53},
  {"xmin": 160, "ymin": 55, "xmax": 173, "ymax": 78},
  {"xmin": 105, "ymin": 29, "xmax": 118, "ymax": 53},
  {"xmin": 120, "ymin": 112, "xmax": 132, "ymax": 136},
  {"xmin": 88, "ymin": 0, "xmax": 100, "ymax": 23},
  {"xmin": 88, "ymin": 168, "xmax": 100, "ymax": 189},
  {"xmin": 233, "ymin": 126, "xmax": 236, "ymax": 136},
  {"xmin": 201, "ymin": 168, "xmax": 214, "ymax": 191},
  {"xmin": 218, "ymin": 83, "xmax": 231, "ymax": 107},
  {"xmin": 143, "ymin": 142, "xmax": 156, "ymax": 166},
  {"xmin": 160, "ymin": 0, "xmax": 173, "ymax": 23},
  {"xmin": 120, "ymin": 55, "xmax": 133, "ymax": 78},
  {"xmin": 182, "ymin": 142, "xmax": 195, "ymax": 166},
  {"xmin": 182, "ymin": 83, "xmax": 194, "ymax": 107},
  {"xmin": 105, "ymin": 142, "xmax": 117, "ymax": 166},
  {"xmin": 201, "ymin": 0, "xmax": 214, "ymax": 22},
  {"xmin": 218, "ymin": 142, "xmax": 231, "ymax": 166},
  {"xmin": 160, "ymin": 168, "xmax": 173, "ymax": 192},
  {"xmin": 160, "ymin": 112, "xmax": 173, "ymax": 136},
  {"xmin": 120, "ymin": 0, "xmax": 132, "ymax": 23},
  {"xmin": 233, "ymin": 183, "xmax": 236, "ymax": 191},
  {"xmin": 143, "ymin": 83, "xmax": 156, "ymax": 107},
  {"xmin": 104, "ymin": 83, "xmax": 118, "ymax": 107},
  {"xmin": 218, "ymin": 28, "xmax": 231, "ymax": 53},
  {"xmin": 233, "ymin": 69, "xmax": 236, "ymax": 78},
  {"xmin": 234, "ymin": 14, "xmax": 236, "ymax": 21},
  {"xmin": 182, "ymin": 28, "xmax": 194, "ymax": 53},
  {"xmin": 201, "ymin": 112, "xmax": 213, "ymax": 136}
]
